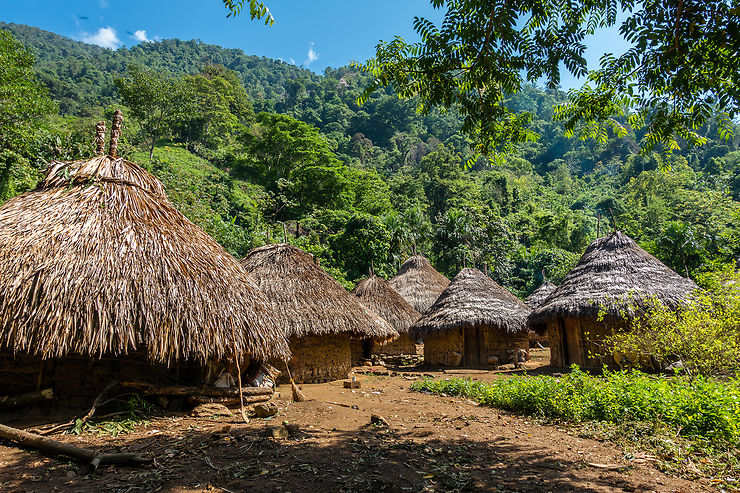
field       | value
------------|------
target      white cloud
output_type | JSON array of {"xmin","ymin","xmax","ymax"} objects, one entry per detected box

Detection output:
[
  {"xmin": 132, "ymin": 30, "xmax": 149, "ymax": 42},
  {"xmin": 99, "ymin": 0, "xmax": 109, "ymax": 8},
  {"xmin": 81, "ymin": 27, "xmax": 121, "ymax": 49},
  {"xmin": 304, "ymin": 42, "xmax": 318, "ymax": 66},
  {"xmin": 289, "ymin": 58, "xmax": 296, "ymax": 65}
]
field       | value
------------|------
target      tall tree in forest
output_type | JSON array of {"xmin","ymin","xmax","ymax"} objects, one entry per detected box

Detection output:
[{"xmin": 115, "ymin": 66, "xmax": 193, "ymax": 159}]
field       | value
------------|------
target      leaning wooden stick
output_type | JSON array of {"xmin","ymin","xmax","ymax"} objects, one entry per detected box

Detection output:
[{"xmin": 0, "ymin": 423, "xmax": 151, "ymax": 469}]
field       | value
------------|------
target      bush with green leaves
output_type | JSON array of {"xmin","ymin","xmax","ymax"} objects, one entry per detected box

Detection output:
[
  {"xmin": 412, "ymin": 368, "xmax": 740, "ymax": 444},
  {"xmin": 601, "ymin": 266, "xmax": 740, "ymax": 377}
]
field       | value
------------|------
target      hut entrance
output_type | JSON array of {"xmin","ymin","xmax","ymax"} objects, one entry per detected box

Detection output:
[
  {"xmin": 361, "ymin": 339, "xmax": 373, "ymax": 359},
  {"xmin": 561, "ymin": 318, "xmax": 582, "ymax": 366},
  {"xmin": 463, "ymin": 327, "xmax": 483, "ymax": 366}
]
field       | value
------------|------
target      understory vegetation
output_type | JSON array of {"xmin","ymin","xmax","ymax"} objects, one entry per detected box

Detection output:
[{"xmin": 413, "ymin": 371, "xmax": 740, "ymax": 487}]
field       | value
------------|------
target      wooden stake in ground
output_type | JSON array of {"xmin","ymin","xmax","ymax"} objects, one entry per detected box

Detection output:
[
  {"xmin": 0, "ymin": 423, "xmax": 151, "ymax": 469},
  {"xmin": 230, "ymin": 325, "xmax": 249, "ymax": 424}
]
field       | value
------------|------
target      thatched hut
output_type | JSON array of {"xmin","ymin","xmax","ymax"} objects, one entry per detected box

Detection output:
[
  {"xmin": 0, "ymin": 126, "xmax": 288, "ymax": 398},
  {"xmin": 411, "ymin": 268, "xmax": 531, "ymax": 367},
  {"xmin": 389, "ymin": 255, "xmax": 450, "ymax": 314},
  {"xmin": 352, "ymin": 275, "xmax": 421, "ymax": 356},
  {"xmin": 529, "ymin": 231, "xmax": 698, "ymax": 368},
  {"xmin": 240, "ymin": 244, "xmax": 397, "ymax": 383},
  {"xmin": 525, "ymin": 281, "xmax": 557, "ymax": 308},
  {"xmin": 524, "ymin": 281, "xmax": 557, "ymax": 347}
]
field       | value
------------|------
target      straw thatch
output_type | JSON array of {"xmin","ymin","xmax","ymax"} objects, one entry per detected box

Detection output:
[
  {"xmin": 389, "ymin": 255, "xmax": 450, "ymax": 314},
  {"xmin": 240, "ymin": 244, "xmax": 397, "ymax": 340},
  {"xmin": 0, "ymin": 155, "xmax": 289, "ymax": 363},
  {"xmin": 352, "ymin": 275, "xmax": 420, "ymax": 337},
  {"xmin": 412, "ymin": 268, "xmax": 531, "ymax": 338},
  {"xmin": 525, "ymin": 281, "xmax": 557, "ymax": 309},
  {"xmin": 529, "ymin": 231, "xmax": 698, "ymax": 327}
]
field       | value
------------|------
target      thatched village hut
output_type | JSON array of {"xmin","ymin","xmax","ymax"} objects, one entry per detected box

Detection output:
[
  {"xmin": 389, "ymin": 255, "xmax": 450, "ymax": 314},
  {"xmin": 411, "ymin": 268, "xmax": 531, "ymax": 367},
  {"xmin": 525, "ymin": 281, "xmax": 557, "ymax": 308},
  {"xmin": 524, "ymin": 281, "xmax": 557, "ymax": 347},
  {"xmin": 529, "ymin": 231, "xmax": 698, "ymax": 368},
  {"xmin": 0, "ymin": 117, "xmax": 289, "ymax": 398},
  {"xmin": 240, "ymin": 244, "xmax": 397, "ymax": 383},
  {"xmin": 352, "ymin": 275, "xmax": 421, "ymax": 356}
]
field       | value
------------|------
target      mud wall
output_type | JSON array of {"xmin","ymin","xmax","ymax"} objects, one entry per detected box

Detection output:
[
  {"xmin": 373, "ymin": 334, "xmax": 417, "ymax": 356},
  {"xmin": 423, "ymin": 330, "xmax": 463, "ymax": 366},
  {"xmin": 423, "ymin": 325, "xmax": 529, "ymax": 367},
  {"xmin": 273, "ymin": 334, "xmax": 351, "ymax": 384},
  {"xmin": 547, "ymin": 316, "xmax": 624, "ymax": 368}
]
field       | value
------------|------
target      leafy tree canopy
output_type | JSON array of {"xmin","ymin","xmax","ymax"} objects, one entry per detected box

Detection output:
[{"xmin": 355, "ymin": 0, "xmax": 739, "ymax": 161}]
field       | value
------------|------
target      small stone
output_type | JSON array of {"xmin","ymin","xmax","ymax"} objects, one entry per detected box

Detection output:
[
  {"xmin": 343, "ymin": 380, "xmax": 361, "ymax": 389},
  {"xmin": 282, "ymin": 421, "xmax": 300, "ymax": 435},
  {"xmin": 253, "ymin": 402, "xmax": 279, "ymax": 418},
  {"xmin": 190, "ymin": 403, "xmax": 232, "ymax": 418},
  {"xmin": 370, "ymin": 414, "xmax": 389, "ymax": 427},
  {"xmin": 267, "ymin": 425, "xmax": 289, "ymax": 439}
]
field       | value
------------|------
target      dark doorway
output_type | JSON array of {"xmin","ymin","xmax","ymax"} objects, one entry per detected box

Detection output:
[
  {"xmin": 463, "ymin": 327, "xmax": 480, "ymax": 366},
  {"xmin": 361, "ymin": 338, "xmax": 373, "ymax": 359}
]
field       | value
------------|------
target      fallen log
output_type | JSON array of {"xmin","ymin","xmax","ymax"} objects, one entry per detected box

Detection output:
[
  {"xmin": 187, "ymin": 394, "xmax": 271, "ymax": 405},
  {"xmin": 120, "ymin": 382, "xmax": 272, "ymax": 398},
  {"xmin": 0, "ymin": 388, "xmax": 54, "ymax": 410},
  {"xmin": 0, "ymin": 423, "xmax": 151, "ymax": 469}
]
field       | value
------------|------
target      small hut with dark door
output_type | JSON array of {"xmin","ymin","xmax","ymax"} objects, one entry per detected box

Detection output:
[
  {"xmin": 528, "ymin": 231, "xmax": 698, "ymax": 368},
  {"xmin": 411, "ymin": 268, "xmax": 531, "ymax": 367},
  {"xmin": 524, "ymin": 281, "xmax": 557, "ymax": 347},
  {"xmin": 389, "ymin": 255, "xmax": 450, "ymax": 314},
  {"xmin": 240, "ymin": 244, "xmax": 397, "ymax": 383},
  {"xmin": 352, "ymin": 275, "xmax": 421, "ymax": 356},
  {"xmin": 0, "ymin": 115, "xmax": 289, "ymax": 401}
]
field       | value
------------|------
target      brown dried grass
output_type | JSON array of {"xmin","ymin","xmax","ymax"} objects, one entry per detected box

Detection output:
[
  {"xmin": 529, "ymin": 231, "xmax": 698, "ymax": 328},
  {"xmin": 352, "ymin": 275, "xmax": 420, "ymax": 339},
  {"xmin": 0, "ymin": 156, "xmax": 289, "ymax": 363},
  {"xmin": 240, "ymin": 244, "xmax": 397, "ymax": 340},
  {"xmin": 411, "ymin": 268, "xmax": 531, "ymax": 338},
  {"xmin": 389, "ymin": 255, "xmax": 449, "ymax": 314}
]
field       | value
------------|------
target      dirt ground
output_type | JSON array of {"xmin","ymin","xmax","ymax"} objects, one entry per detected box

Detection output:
[{"xmin": 0, "ymin": 350, "xmax": 710, "ymax": 492}]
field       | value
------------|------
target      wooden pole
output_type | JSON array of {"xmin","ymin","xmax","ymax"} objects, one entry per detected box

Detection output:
[
  {"xmin": 282, "ymin": 222, "xmax": 288, "ymax": 243},
  {"xmin": 597, "ymin": 213, "xmax": 601, "ymax": 237}
]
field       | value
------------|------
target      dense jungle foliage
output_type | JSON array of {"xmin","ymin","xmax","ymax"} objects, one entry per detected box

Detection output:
[{"xmin": 3, "ymin": 22, "xmax": 740, "ymax": 295}]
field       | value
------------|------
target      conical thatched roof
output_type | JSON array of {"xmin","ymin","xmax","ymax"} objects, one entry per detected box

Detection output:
[
  {"xmin": 389, "ymin": 255, "xmax": 450, "ymax": 314},
  {"xmin": 411, "ymin": 268, "xmax": 531, "ymax": 338},
  {"xmin": 529, "ymin": 231, "xmax": 698, "ymax": 326},
  {"xmin": 240, "ymin": 244, "xmax": 397, "ymax": 340},
  {"xmin": 0, "ymin": 155, "xmax": 289, "ymax": 363},
  {"xmin": 525, "ymin": 281, "xmax": 557, "ymax": 308},
  {"xmin": 352, "ymin": 275, "xmax": 420, "ymax": 336}
]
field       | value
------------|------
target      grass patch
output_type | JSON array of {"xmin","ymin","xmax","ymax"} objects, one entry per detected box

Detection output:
[{"xmin": 412, "ymin": 367, "xmax": 740, "ymax": 489}]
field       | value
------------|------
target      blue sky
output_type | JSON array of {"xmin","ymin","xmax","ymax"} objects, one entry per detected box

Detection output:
[{"xmin": 3, "ymin": 0, "xmax": 629, "ymax": 89}]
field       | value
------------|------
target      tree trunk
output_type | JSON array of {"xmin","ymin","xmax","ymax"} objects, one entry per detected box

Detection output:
[{"xmin": 0, "ymin": 423, "xmax": 151, "ymax": 469}]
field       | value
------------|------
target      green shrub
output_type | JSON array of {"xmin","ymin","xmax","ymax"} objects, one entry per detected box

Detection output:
[
  {"xmin": 601, "ymin": 266, "xmax": 740, "ymax": 377},
  {"xmin": 411, "ymin": 368, "xmax": 740, "ymax": 444}
]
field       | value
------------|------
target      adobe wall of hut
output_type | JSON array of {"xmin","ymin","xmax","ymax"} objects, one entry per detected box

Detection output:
[
  {"xmin": 373, "ymin": 336, "xmax": 417, "ymax": 356},
  {"xmin": 423, "ymin": 325, "xmax": 528, "ymax": 367},
  {"xmin": 0, "ymin": 352, "xmax": 202, "ymax": 401},
  {"xmin": 546, "ymin": 316, "xmax": 624, "ymax": 368},
  {"xmin": 272, "ymin": 334, "xmax": 351, "ymax": 384}
]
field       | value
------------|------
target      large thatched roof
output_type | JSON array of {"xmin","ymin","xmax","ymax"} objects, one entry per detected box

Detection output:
[
  {"xmin": 240, "ymin": 244, "xmax": 397, "ymax": 340},
  {"xmin": 529, "ymin": 231, "xmax": 698, "ymax": 326},
  {"xmin": 352, "ymin": 275, "xmax": 420, "ymax": 335},
  {"xmin": 411, "ymin": 268, "xmax": 531, "ymax": 337},
  {"xmin": 0, "ymin": 155, "xmax": 289, "ymax": 363},
  {"xmin": 389, "ymin": 255, "xmax": 450, "ymax": 314},
  {"xmin": 525, "ymin": 281, "xmax": 557, "ymax": 309}
]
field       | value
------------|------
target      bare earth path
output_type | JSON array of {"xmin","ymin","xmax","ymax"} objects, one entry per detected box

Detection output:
[{"xmin": 0, "ymin": 361, "xmax": 709, "ymax": 492}]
